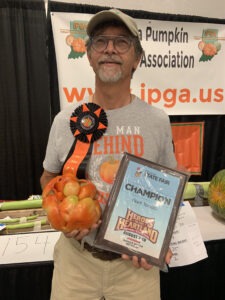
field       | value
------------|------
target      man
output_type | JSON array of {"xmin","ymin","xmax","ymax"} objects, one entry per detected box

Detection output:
[{"xmin": 41, "ymin": 8, "xmax": 176, "ymax": 300}]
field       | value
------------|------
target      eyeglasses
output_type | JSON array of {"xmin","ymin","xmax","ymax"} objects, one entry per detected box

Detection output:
[{"xmin": 90, "ymin": 35, "xmax": 134, "ymax": 54}]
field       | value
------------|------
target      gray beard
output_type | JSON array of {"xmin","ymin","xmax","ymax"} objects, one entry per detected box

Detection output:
[{"xmin": 98, "ymin": 69, "xmax": 122, "ymax": 83}]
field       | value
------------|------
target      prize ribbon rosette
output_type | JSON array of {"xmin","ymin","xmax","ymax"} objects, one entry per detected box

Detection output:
[{"xmin": 62, "ymin": 103, "xmax": 108, "ymax": 178}]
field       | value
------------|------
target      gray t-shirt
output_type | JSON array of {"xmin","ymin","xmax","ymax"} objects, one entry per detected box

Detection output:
[{"xmin": 43, "ymin": 96, "xmax": 176, "ymax": 243}]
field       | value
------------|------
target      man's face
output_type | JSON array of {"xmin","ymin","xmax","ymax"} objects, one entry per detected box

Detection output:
[{"xmin": 87, "ymin": 26, "xmax": 141, "ymax": 83}]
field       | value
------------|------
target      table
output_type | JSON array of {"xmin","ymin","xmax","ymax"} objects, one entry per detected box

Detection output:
[{"xmin": 0, "ymin": 206, "xmax": 224, "ymax": 300}]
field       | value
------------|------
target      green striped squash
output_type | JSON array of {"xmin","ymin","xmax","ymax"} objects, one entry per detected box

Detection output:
[{"xmin": 208, "ymin": 169, "xmax": 225, "ymax": 219}]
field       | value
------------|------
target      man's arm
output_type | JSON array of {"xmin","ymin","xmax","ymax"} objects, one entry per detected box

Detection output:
[{"xmin": 40, "ymin": 169, "xmax": 59, "ymax": 190}]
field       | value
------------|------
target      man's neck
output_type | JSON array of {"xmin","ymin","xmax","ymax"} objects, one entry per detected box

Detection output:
[{"xmin": 93, "ymin": 82, "xmax": 132, "ymax": 110}]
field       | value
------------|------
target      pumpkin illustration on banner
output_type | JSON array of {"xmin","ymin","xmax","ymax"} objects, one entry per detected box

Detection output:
[
  {"xmin": 208, "ymin": 169, "xmax": 225, "ymax": 220},
  {"xmin": 99, "ymin": 156, "xmax": 120, "ymax": 184}
]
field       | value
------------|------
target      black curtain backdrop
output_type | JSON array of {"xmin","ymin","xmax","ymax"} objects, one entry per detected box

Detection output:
[
  {"xmin": 48, "ymin": 1, "xmax": 225, "ymax": 183},
  {"xmin": 0, "ymin": 0, "xmax": 51, "ymax": 199}
]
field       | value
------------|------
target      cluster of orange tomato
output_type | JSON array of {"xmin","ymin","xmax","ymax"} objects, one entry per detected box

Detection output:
[{"xmin": 42, "ymin": 174, "xmax": 101, "ymax": 233}]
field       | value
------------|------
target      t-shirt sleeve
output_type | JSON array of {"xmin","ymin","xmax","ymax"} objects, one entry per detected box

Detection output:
[
  {"xmin": 158, "ymin": 115, "xmax": 177, "ymax": 169},
  {"xmin": 43, "ymin": 117, "xmax": 62, "ymax": 174}
]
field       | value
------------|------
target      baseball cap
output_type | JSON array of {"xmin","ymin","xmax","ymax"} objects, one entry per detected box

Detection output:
[{"xmin": 86, "ymin": 8, "xmax": 139, "ymax": 38}]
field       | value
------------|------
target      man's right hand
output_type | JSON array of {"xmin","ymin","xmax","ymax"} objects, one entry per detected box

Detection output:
[
  {"xmin": 40, "ymin": 169, "xmax": 59, "ymax": 189},
  {"xmin": 64, "ymin": 220, "xmax": 102, "ymax": 240}
]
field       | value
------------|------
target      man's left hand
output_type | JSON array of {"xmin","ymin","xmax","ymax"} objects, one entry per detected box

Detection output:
[{"xmin": 121, "ymin": 248, "xmax": 173, "ymax": 270}]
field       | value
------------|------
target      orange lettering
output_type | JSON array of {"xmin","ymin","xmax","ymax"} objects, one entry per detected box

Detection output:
[
  {"xmin": 63, "ymin": 87, "xmax": 93, "ymax": 102},
  {"xmin": 140, "ymin": 83, "xmax": 145, "ymax": 101},
  {"xmin": 133, "ymin": 135, "xmax": 144, "ymax": 156},
  {"xmin": 199, "ymin": 89, "xmax": 212, "ymax": 102},
  {"xmin": 163, "ymin": 89, "xmax": 177, "ymax": 108},
  {"xmin": 214, "ymin": 88, "xmax": 223, "ymax": 102},
  {"xmin": 148, "ymin": 88, "xmax": 161, "ymax": 104},
  {"xmin": 179, "ymin": 89, "xmax": 190, "ymax": 103},
  {"xmin": 121, "ymin": 135, "xmax": 132, "ymax": 153},
  {"xmin": 115, "ymin": 135, "xmax": 120, "ymax": 153},
  {"xmin": 103, "ymin": 136, "xmax": 114, "ymax": 154},
  {"xmin": 93, "ymin": 135, "xmax": 144, "ymax": 156}
]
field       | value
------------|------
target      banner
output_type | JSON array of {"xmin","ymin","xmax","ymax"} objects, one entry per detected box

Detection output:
[{"xmin": 51, "ymin": 12, "xmax": 225, "ymax": 115}]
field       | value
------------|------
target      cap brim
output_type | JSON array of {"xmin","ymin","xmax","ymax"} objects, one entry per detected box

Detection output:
[{"xmin": 87, "ymin": 10, "xmax": 138, "ymax": 37}]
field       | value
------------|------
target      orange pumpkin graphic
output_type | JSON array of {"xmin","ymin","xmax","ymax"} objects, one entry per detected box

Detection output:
[{"xmin": 99, "ymin": 158, "xmax": 120, "ymax": 184}]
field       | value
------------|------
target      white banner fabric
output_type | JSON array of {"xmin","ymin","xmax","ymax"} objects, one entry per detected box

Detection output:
[{"xmin": 51, "ymin": 12, "xmax": 225, "ymax": 115}]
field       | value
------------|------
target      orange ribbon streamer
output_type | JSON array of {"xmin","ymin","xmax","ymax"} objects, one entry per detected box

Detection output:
[{"xmin": 62, "ymin": 140, "xmax": 90, "ymax": 177}]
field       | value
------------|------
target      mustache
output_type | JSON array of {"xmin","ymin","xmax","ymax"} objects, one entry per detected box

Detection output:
[{"xmin": 98, "ymin": 55, "xmax": 122, "ymax": 64}]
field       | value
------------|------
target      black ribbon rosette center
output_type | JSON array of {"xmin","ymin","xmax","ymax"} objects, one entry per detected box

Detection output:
[{"xmin": 70, "ymin": 102, "xmax": 108, "ymax": 143}]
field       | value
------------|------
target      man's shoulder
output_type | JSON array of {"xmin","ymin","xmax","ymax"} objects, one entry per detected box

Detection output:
[{"xmin": 133, "ymin": 97, "xmax": 168, "ymax": 119}]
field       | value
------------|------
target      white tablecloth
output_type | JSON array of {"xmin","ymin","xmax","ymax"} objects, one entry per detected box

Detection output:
[{"xmin": 193, "ymin": 205, "xmax": 225, "ymax": 241}]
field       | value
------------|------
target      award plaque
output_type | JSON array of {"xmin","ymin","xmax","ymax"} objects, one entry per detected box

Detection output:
[{"xmin": 94, "ymin": 152, "xmax": 189, "ymax": 268}]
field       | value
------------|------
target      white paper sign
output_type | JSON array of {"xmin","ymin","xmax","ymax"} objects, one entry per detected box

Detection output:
[
  {"xmin": 169, "ymin": 201, "xmax": 208, "ymax": 267},
  {"xmin": 0, "ymin": 231, "xmax": 60, "ymax": 265}
]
